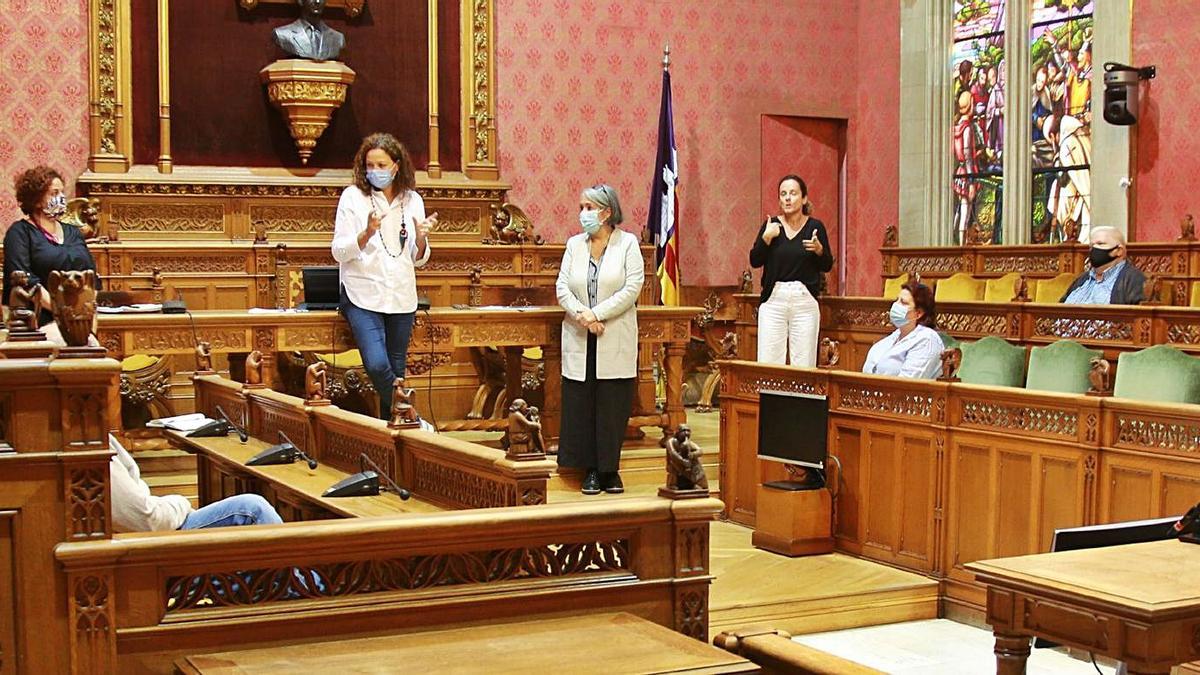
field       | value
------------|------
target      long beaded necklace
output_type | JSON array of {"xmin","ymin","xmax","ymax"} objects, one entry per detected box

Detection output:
[{"xmin": 371, "ymin": 192, "xmax": 408, "ymax": 258}]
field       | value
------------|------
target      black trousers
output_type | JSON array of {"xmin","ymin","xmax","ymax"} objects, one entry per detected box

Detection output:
[{"xmin": 557, "ymin": 333, "xmax": 635, "ymax": 473}]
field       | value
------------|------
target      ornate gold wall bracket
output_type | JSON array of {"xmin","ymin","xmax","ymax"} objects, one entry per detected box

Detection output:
[
  {"xmin": 239, "ymin": 0, "xmax": 365, "ymax": 18},
  {"xmin": 260, "ymin": 59, "xmax": 357, "ymax": 165}
]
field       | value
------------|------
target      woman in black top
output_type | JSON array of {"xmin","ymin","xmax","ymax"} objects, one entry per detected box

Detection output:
[
  {"xmin": 748, "ymin": 175, "xmax": 833, "ymax": 366},
  {"xmin": 3, "ymin": 166, "xmax": 99, "ymax": 329}
]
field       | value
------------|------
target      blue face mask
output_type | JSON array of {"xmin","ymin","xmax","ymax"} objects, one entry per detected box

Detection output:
[
  {"xmin": 889, "ymin": 300, "xmax": 912, "ymax": 328},
  {"xmin": 367, "ymin": 167, "xmax": 395, "ymax": 190},
  {"xmin": 579, "ymin": 208, "xmax": 602, "ymax": 235}
]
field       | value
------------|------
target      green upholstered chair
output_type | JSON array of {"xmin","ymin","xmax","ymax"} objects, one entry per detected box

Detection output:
[
  {"xmin": 957, "ymin": 336, "xmax": 1027, "ymax": 388},
  {"xmin": 938, "ymin": 331, "xmax": 960, "ymax": 350},
  {"xmin": 1026, "ymin": 340, "xmax": 1101, "ymax": 394},
  {"xmin": 1114, "ymin": 345, "xmax": 1200, "ymax": 404}
]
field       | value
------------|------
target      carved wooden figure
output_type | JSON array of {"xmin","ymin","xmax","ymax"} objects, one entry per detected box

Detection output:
[
  {"xmin": 938, "ymin": 348, "xmax": 962, "ymax": 382},
  {"xmin": 6, "ymin": 270, "xmax": 41, "ymax": 332},
  {"xmin": 739, "ymin": 270, "xmax": 754, "ymax": 294},
  {"xmin": 882, "ymin": 223, "xmax": 898, "ymax": 248},
  {"xmin": 388, "ymin": 378, "xmax": 421, "ymax": 428},
  {"xmin": 664, "ymin": 425, "xmax": 708, "ymax": 492},
  {"xmin": 245, "ymin": 350, "xmax": 265, "ymax": 387},
  {"xmin": 817, "ymin": 338, "xmax": 840, "ymax": 369},
  {"xmin": 306, "ymin": 361, "xmax": 329, "ymax": 403},
  {"xmin": 718, "ymin": 332, "xmax": 738, "ymax": 359},
  {"xmin": 1087, "ymin": 357, "xmax": 1112, "ymax": 397},
  {"xmin": 1012, "ymin": 274, "xmax": 1030, "ymax": 302},
  {"xmin": 254, "ymin": 222, "xmax": 269, "ymax": 244},
  {"xmin": 1143, "ymin": 275, "xmax": 1163, "ymax": 305},
  {"xmin": 195, "ymin": 341, "xmax": 214, "ymax": 373},
  {"xmin": 468, "ymin": 266, "xmax": 483, "ymax": 307},
  {"xmin": 151, "ymin": 266, "xmax": 164, "ymax": 288},
  {"xmin": 47, "ymin": 269, "xmax": 98, "ymax": 347},
  {"xmin": 503, "ymin": 398, "xmax": 544, "ymax": 458},
  {"xmin": 1180, "ymin": 214, "xmax": 1196, "ymax": 242}
]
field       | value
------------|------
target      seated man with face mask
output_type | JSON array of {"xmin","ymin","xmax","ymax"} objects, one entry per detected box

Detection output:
[
  {"xmin": 1061, "ymin": 225, "xmax": 1146, "ymax": 305},
  {"xmin": 862, "ymin": 282, "xmax": 944, "ymax": 380}
]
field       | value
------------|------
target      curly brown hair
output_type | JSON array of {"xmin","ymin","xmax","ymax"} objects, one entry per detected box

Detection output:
[
  {"xmin": 901, "ymin": 282, "xmax": 938, "ymax": 330},
  {"xmin": 352, "ymin": 133, "xmax": 416, "ymax": 196},
  {"xmin": 14, "ymin": 166, "xmax": 63, "ymax": 216}
]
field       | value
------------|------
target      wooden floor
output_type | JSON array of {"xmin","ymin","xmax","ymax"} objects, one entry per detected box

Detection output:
[{"xmin": 708, "ymin": 521, "xmax": 939, "ymax": 640}]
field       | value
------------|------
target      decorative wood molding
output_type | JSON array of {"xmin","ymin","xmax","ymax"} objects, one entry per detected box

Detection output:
[
  {"xmin": 69, "ymin": 573, "xmax": 117, "ymax": 673},
  {"xmin": 412, "ymin": 457, "xmax": 519, "ymax": 508},
  {"xmin": 462, "ymin": 0, "xmax": 498, "ymax": 179},
  {"xmin": 66, "ymin": 468, "xmax": 110, "ymax": 540},
  {"xmin": 88, "ymin": 0, "xmax": 131, "ymax": 172}
]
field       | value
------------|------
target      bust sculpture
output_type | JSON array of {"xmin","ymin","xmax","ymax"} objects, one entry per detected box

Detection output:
[
  {"xmin": 666, "ymin": 425, "xmax": 708, "ymax": 491},
  {"xmin": 273, "ymin": 0, "xmax": 345, "ymax": 61},
  {"xmin": 47, "ymin": 270, "xmax": 98, "ymax": 347}
]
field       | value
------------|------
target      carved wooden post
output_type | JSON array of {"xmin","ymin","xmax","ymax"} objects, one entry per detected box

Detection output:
[
  {"xmin": 993, "ymin": 631, "xmax": 1032, "ymax": 675},
  {"xmin": 502, "ymin": 346, "xmax": 522, "ymax": 415},
  {"xmin": 662, "ymin": 341, "xmax": 687, "ymax": 439}
]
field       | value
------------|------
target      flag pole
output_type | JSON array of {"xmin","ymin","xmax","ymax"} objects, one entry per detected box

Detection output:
[{"xmin": 663, "ymin": 43, "xmax": 670, "ymax": 70}]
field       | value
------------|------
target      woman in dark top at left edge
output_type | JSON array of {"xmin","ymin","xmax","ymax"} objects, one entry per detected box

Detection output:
[{"xmin": 3, "ymin": 166, "xmax": 100, "ymax": 330}]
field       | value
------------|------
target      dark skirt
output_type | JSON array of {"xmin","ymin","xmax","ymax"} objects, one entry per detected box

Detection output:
[{"xmin": 557, "ymin": 333, "xmax": 635, "ymax": 473}]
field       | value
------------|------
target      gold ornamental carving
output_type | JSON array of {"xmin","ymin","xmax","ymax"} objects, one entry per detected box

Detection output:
[
  {"xmin": 458, "ymin": 323, "xmax": 542, "ymax": 346},
  {"xmin": 95, "ymin": 0, "xmax": 118, "ymax": 154},
  {"xmin": 250, "ymin": 205, "xmax": 336, "ymax": 234},
  {"xmin": 112, "ymin": 203, "xmax": 224, "ymax": 233},
  {"xmin": 133, "ymin": 329, "xmax": 247, "ymax": 352},
  {"xmin": 261, "ymin": 59, "xmax": 357, "ymax": 165},
  {"xmin": 132, "ymin": 255, "xmax": 247, "ymax": 274},
  {"xmin": 470, "ymin": 0, "xmax": 493, "ymax": 163},
  {"xmin": 431, "ymin": 207, "xmax": 483, "ymax": 234}
]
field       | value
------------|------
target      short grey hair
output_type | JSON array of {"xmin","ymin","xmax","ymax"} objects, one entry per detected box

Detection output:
[
  {"xmin": 581, "ymin": 184, "xmax": 624, "ymax": 226},
  {"xmin": 1090, "ymin": 225, "xmax": 1126, "ymax": 247}
]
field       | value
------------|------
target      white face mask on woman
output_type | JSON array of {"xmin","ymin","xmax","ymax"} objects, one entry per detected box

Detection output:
[
  {"xmin": 579, "ymin": 208, "xmax": 602, "ymax": 235},
  {"xmin": 889, "ymin": 300, "xmax": 912, "ymax": 328}
]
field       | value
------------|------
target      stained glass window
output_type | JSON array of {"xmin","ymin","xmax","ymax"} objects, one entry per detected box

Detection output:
[
  {"xmin": 951, "ymin": 0, "xmax": 1006, "ymax": 244},
  {"xmin": 1030, "ymin": 0, "xmax": 1093, "ymax": 243}
]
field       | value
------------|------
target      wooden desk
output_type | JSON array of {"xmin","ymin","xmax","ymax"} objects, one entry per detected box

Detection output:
[
  {"xmin": 968, "ymin": 540, "xmax": 1200, "ymax": 675},
  {"xmin": 175, "ymin": 612, "xmax": 757, "ymax": 674},
  {"xmin": 99, "ymin": 305, "xmax": 698, "ymax": 441},
  {"xmin": 168, "ymin": 431, "xmax": 442, "ymax": 519}
]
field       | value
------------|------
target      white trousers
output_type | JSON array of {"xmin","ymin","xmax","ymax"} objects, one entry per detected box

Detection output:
[{"xmin": 757, "ymin": 281, "xmax": 820, "ymax": 367}]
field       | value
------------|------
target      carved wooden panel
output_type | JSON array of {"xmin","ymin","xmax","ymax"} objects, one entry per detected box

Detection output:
[
  {"xmin": 69, "ymin": 573, "xmax": 116, "ymax": 673},
  {"xmin": 831, "ymin": 308, "xmax": 890, "ymax": 330},
  {"xmin": 1166, "ymin": 321, "xmax": 1200, "ymax": 346},
  {"xmin": 423, "ymin": 255, "xmax": 513, "ymax": 272},
  {"xmin": 735, "ymin": 374, "xmax": 826, "ymax": 398},
  {"xmin": 256, "ymin": 406, "xmax": 309, "ymax": 456},
  {"xmin": 896, "ymin": 255, "xmax": 963, "ymax": 274},
  {"xmin": 675, "ymin": 525, "xmax": 708, "ymax": 576},
  {"xmin": 322, "ymin": 430, "xmax": 392, "ymax": 478},
  {"xmin": 1100, "ymin": 461, "xmax": 1153, "ymax": 523},
  {"xmin": 937, "ymin": 311, "xmax": 1010, "ymax": 336},
  {"xmin": 132, "ymin": 328, "xmax": 248, "ymax": 352},
  {"xmin": 995, "ymin": 452, "xmax": 1033, "ymax": 559},
  {"xmin": 429, "ymin": 207, "xmax": 483, "ymax": 235},
  {"xmin": 163, "ymin": 538, "xmax": 631, "ymax": 612},
  {"xmin": 838, "ymin": 386, "xmax": 933, "ymax": 421},
  {"xmin": 949, "ymin": 443, "xmax": 991, "ymax": 572},
  {"xmin": 412, "ymin": 458, "xmax": 516, "ymax": 508},
  {"xmin": 130, "ymin": 254, "xmax": 248, "ymax": 274},
  {"xmin": 980, "ymin": 255, "xmax": 1061, "ymax": 274},
  {"xmin": 958, "ymin": 399, "xmax": 1079, "ymax": 441},
  {"xmin": 111, "ymin": 203, "xmax": 224, "ymax": 233},
  {"xmin": 0, "ymin": 513, "xmax": 14, "ymax": 674},
  {"xmin": 64, "ymin": 392, "xmax": 106, "ymax": 450},
  {"xmin": 250, "ymin": 204, "xmax": 336, "ymax": 234},
  {"xmin": 1113, "ymin": 414, "xmax": 1200, "ymax": 455},
  {"xmin": 675, "ymin": 587, "xmax": 708, "ymax": 641},
  {"xmin": 457, "ymin": 323, "xmax": 543, "ymax": 346},
  {"xmin": 1032, "ymin": 317, "xmax": 1133, "ymax": 342},
  {"xmin": 66, "ymin": 468, "xmax": 108, "ymax": 540},
  {"xmin": 831, "ymin": 424, "xmax": 862, "ymax": 545}
]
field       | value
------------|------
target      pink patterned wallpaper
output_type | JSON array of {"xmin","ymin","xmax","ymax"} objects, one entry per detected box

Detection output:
[
  {"xmin": 1, "ymin": 1, "xmax": 900, "ymax": 293},
  {"xmin": 1132, "ymin": 2, "xmax": 1199, "ymax": 242},
  {"xmin": 0, "ymin": 0, "xmax": 90, "ymax": 223},
  {"xmin": 759, "ymin": 115, "xmax": 844, "ymax": 294}
]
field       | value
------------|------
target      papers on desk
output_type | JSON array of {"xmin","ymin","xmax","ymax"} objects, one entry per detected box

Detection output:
[
  {"xmin": 247, "ymin": 307, "xmax": 310, "ymax": 314},
  {"xmin": 96, "ymin": 303, "xmax": 162, "ymax": 314},
  {"xmin": 146, "ymin": 413, "xmax": 214, "ymax": 432}
]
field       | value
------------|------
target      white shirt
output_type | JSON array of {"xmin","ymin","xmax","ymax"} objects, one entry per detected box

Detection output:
[
  {"xmin": 331, "ymin": 185, "xmax": 431, "ymax": 314},
  {"xmin": 862, "ymin": 324, "xmax": 944, "ymax": 380},
  {"xmin": 556, "ymin": 229, "xmax": 644, "ymax": 380},
  {"xmin": 109, "ymin": 434, "xmax": 193, "ymax": 532}
]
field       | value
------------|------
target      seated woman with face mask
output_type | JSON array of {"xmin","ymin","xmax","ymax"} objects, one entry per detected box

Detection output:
[{"xmin": 862, "ymin": 282, "xmax": 944, "ymax": 380}]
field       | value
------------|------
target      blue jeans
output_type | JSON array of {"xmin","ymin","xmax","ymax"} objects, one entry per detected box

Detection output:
[
  {"xmin": 340, "ymin": 287, "xmax": 415, "ymax": 418},
  {"xmin": 179, "ymin": 494, "xmax": 283, "ymax": 529}
]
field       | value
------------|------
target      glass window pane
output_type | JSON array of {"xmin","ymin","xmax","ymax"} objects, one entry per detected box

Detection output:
[
  {"xmin": 953, "ymin": 176, "xmax": 1004, "ymax": 245},
  {"xmin": 954, "ymin": 0, "xmax": 1007, "ymax": 41},
  {"xmin": 1032, "ymin": 168, "xmax": 1091, "ymax": 243},
  {"xmin": 1032, "ymin": 0, "xmax": 1094, "ymax": 27}
]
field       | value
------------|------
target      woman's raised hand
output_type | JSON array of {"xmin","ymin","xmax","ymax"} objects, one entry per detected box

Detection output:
[{"xmin": 762, "ymin": 217, "xmax": 781, "ymax": 244}]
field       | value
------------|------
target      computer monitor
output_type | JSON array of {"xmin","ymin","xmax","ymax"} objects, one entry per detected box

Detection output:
[
  {"xmin": 757, "ymin": 390, "xmax": 828, "ymax": 470},
  {"xmin": 300, "ymin": 267, "xmax": 340, "ymax": 310}
]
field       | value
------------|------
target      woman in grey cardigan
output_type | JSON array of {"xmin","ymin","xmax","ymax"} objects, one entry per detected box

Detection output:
[{"xmin": 555, "ymin": 184, "xmax": 645, "ymax": 495}]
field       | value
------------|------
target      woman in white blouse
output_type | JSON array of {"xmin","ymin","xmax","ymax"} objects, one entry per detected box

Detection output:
[
  {"xmin": 555, "ymin": 184, "xmax": 645, "ymax": 495},
  {"xmin": 331, "ymin": 133, "xmax": 438, "ymax": 418},
  {"xmin": 862, "ymin": 282, "xmax": 944, "ymax": 380}
]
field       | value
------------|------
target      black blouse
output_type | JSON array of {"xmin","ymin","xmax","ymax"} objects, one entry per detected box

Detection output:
[
  {"xmin": 3, "ymin": 219, "xmax": 99, "ymax": 321},
  {"xmin": 748, "ymin": 216, "xmax": 834, "ymax": 303}
]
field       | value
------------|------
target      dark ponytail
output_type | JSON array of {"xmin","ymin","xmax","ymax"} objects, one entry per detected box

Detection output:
[{"xmin": 779, "ymin": 174, "xmax": 813, "ymax": 216}]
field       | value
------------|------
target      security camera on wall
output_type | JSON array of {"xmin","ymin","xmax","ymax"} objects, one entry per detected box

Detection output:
[{"xmin": 1103, "ymin": 62, "xmax": 1157, "ymax": 126}]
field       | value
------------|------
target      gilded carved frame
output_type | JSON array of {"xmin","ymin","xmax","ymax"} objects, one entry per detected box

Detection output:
[{"xmin": 85, "ymin": 0, "xmax": 499, "ymax": 181}]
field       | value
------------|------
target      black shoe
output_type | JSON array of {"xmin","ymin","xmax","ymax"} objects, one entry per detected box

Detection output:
[
  {"xmin": 581, "ymin": 469, "xmax": 601, "ymax": 495},
  {"xmin": 601, "ymin": 472, "xmax": 624, "ymax": 494}
]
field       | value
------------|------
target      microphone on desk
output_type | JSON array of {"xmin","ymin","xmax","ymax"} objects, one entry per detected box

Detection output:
[
  {"xmin": 322, "ymin": 453, "xmax": 411, "ymax": 499},
  {"xmin": 1169, "ymin": 501, "xmax": 1200, "ymax": 537},
  {"xmin": 215, "ymin": 405, "xmax": 248, "ymax": 443},
  {"xmin": 361, "ymin": 452, "xmax": 411, "ymax": 500},
  {"xmin": 280, "ymin": 430, "xmax": 318, "ymax": 470}
]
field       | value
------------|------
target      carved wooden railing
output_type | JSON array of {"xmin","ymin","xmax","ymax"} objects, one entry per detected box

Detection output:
[
  {"xmin": 193, "ymin": 375, "xmax": 555, "ymax": 513},
  {"xmin": 719, "ymin": 360, "xmax": 1200, "ymax": 613},
  {"xmin": 0, "ymin": 355, "xmax": 121, "ymax": 675},
  {"xmin": 732, "ymin": 293, "xmax": 1200, "ymax": 369},
  {"xmin": 55, "ymin": 495, "xmax": 722, "ymax": 672}
]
